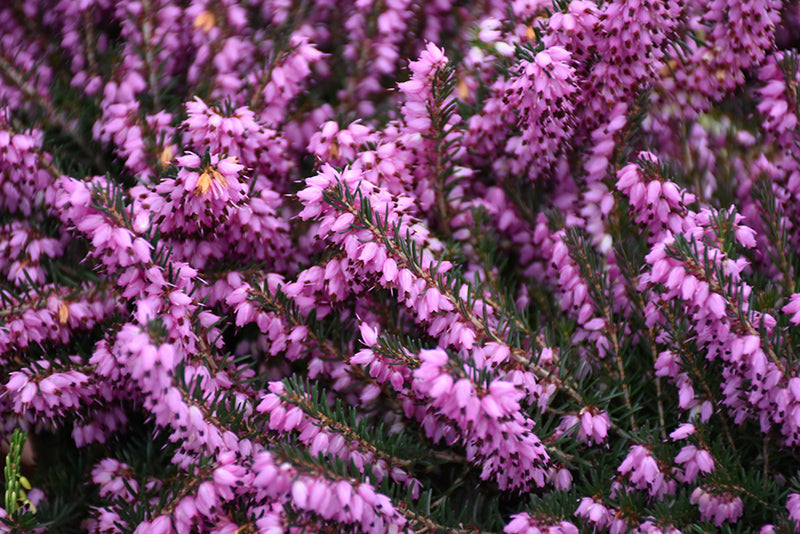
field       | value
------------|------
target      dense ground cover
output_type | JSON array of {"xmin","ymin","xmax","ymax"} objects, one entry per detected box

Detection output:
[{"xmin": 2, "ymin": 0, "xmax": 800, "ymax": 532}]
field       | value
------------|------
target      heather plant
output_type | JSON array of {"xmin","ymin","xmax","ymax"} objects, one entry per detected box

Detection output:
[{"xmin": 2, "ymin": 0, "xmax": 800, "ymax": 532}]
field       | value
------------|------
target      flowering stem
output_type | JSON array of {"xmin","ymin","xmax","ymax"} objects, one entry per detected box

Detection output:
[
  {"xmin": 678, "ymin": 247, "xmax": 786, "ymax": 376},
  {"xmin": 332, "ymin": 184, "xmax": 593, "ymax": 405},
  {"xmin": 666, "ymin": 308, "xmax": 740, "ymax": 457},
  {"xmin": 564, "ymin": 228, "xmax": 637, "ymax": 430},
  {"xmin": 615, "ymin": 246, "xmax": 667, "ymax": 438}
]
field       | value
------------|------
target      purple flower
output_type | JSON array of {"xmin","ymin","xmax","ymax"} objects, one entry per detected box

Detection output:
[{"xmin": 691, "ymin": 487, "xmax": 743, "ymax": 526}]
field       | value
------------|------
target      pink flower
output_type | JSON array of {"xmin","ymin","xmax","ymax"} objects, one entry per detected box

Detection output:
[
  {"xmin": 669, "ymin": 423, "xmax": 696, "ymax": 440},
  {"xmin": 575, "ymin": 497, "xmax": 614, "ymax": 528},
  {"xmin": 674, "ymin": 445, "xmax": 714, "ymax": 482},
  {"xmin": 788, "ymin": 493, "xmax": 800, "ymax": 527},
  {"xmin": 506, "ymin": 512, "xmax": 580, "ymax": 534},
  {"xmin": 577, "ymin": 408, "xmax": 610, "ymax": 445},
  {"xmin": 783, "ymin": 294, "xmax": 800, "ymax": 325},
  {"xmin": 618, "ymin": 445, "xmax": 674, "ymax": 498},
  {"xmin": 691, "ymin": 487, "xmax": 743, "ymax": 526}
]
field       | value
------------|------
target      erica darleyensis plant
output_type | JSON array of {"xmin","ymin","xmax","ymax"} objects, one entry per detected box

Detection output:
[{"xmin": 3, "ymin": 0, "xmax": 800, "ymax": 532}]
